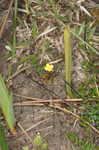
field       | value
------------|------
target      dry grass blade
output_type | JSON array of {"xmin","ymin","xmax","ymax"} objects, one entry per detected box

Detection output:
[
  {"xmin": 64, "ymin": 27, "xmax": 72, "ymax": 98},
  {"xmin": 13, "ymin": 93, "xmax": 82, "ymax": 103},
  {"xmin": 14, "ymin": 99, "xmax": 82, "ymax": 106},
  {"xmin": 17, "ymin": 123, "xmax": 33, "ymax": 143},
  {"xmin": 36, "ymin": 26, "xmax": 56, "ymax": 40},
  {"xmin": 7, "ymin": 66, "xmax": 30, "ymax": 82},
  {"xmin": 0, "ymin": 0, "xmax": 13, "ymax": 38}
]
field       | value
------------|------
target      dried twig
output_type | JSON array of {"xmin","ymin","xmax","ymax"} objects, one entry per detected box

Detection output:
[
  {"xmin": 7, "ymin": 66, "xmax": 30, "ymax": 82},
  {"xmin": 17, "ymin": 123, "xmax": 33, "ymax": 143},
  {"xmin": 0, "ymin": 0, "xmax": 13, "ymax": 38},
  {"xmin": 13, "ymin": 118, "xmax": 52, "ymax": 138},
  {"xmin": 25, "ymin": 118, "xmax": 52, "ymax": 133},
  {"xmin": 36, "ymin": 26, "xmax": 56, "ymax": 40},
  {"xmin": 14, "ymin": 93, "xmax": 82, "ymax": 103}
]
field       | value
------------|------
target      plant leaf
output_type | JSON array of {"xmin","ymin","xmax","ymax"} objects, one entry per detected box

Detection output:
[
  {"xmin": 0, "ymin": 123, "xmax": 9, "ymax": 150},
  {"xmin": 0, "ymin": 74, "xmax": 16, "ymax": 134},
  {"xmin": 64, "ymin": 27, "xmax": 72, "ymax": 98},
  {"xmin": 33, "ymin": 132, "xmax": 43, "ymax": 146}
]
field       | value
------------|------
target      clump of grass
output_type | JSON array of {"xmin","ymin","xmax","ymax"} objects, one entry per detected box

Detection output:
[
  {"xmin": 69, "ymin": 19, "xmax": 98, "ymax": 58},
  {"xmin": 67, "ymin": 132, "xmax": 98, "ymax": 150},
  {"xmin": 33, "ymin": 132, "xmax": 48, "ymax": 150},
  {"xmin": 83, "ymin": 104, "xmax": 99, "ymax": 129},
  {"xmin": 22, "ymin": 133, "xmax": 48, "ymax": 150}
]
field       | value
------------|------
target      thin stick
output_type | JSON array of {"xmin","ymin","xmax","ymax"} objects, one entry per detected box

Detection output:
[
  {"xmin": 26, "ymin": 118, "xmax": 52, "ymax": 132},
  {"xmin": 7, "ymin": 66, "xmax": 30, "ymax": 81},
  {"xmin": 0, "ymin": 0, "xmax": 13, "ymax": 38},
  {"xmin": 12, "ymin": 0, "xmax": 18, "ymax": 55},
  {"xmin": 17, "ymin": 123, "xmax": 33, "ymax": 143},
  {"xmin": 14, "ymin": 99, "xmax": 81, "ymax": 106},
  {"xmin": 14, "ymin": 93, "xmax": 82, "ymax": 102},
  {"xmin": 14, "ymin": 102, "xmax": 44, "ymax": 106}
]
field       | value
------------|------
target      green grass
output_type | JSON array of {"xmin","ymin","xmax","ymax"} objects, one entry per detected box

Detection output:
[
  {"xmin": 22, "ymin": 133, "xmax": 48, "ymax": 150},
  {"xmin": 71, "ymin": 21, "xmax": 99, "ymax": 130},
  {"xmin": 0, "ymin": 124, "xmax": 9, "ymax": 150},
  {"xmin": 0, "ymin": 74, "xmax": 15, "ymax": 133},
  {"xmin": 0, "ymin": 74, "xmax": 16, "ymax": 150},
  {"xmin": 83, "ymin": 104, "xmax": 99, "ymax": 129},
  {"xmin": 67, "ymin": 132, "xmax": 98, "ymax": 150}
]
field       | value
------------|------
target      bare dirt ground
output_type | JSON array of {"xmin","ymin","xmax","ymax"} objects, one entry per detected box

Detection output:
[{"xmin": 0, "ymin": 0, "xmax": 99, "ymax": 150}]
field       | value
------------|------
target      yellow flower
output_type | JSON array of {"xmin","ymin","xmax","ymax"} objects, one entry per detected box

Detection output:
[
  {"xmin": 89, "ymin": 41, "xmax": 93, "ymax": 45},
  {"xmin": 44, "ymin": 63, "xmax": 54, "ymax": 72}
]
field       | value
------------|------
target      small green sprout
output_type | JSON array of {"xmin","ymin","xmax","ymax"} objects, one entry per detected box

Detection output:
[
  {"xmin": 33, "ymin": 132, "xmax": 43, "ymax": 146},
  {"xmin": 22, "ymin": 146, "xmax": 29, "ymax": 150},
  {"xmin": 33, "ymin": 132, "xmax": 48, "ymax": 150}
]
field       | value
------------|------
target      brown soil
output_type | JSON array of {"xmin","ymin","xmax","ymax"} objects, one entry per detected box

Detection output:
[{"xmin": 0, "ymin": 0, "xmax": 99, "ymax": 150}]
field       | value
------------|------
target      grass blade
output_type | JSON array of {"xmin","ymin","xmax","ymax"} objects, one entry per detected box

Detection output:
[
  {"xmin": 12, "ymin": 0, "xmax": 18, "ymax": 56},
  {"xmin": 0, "ymin": 74, "xmax": 16, "ymax": 134},
  {"xmin": 70, "ymin": 29, "xmax": 99, "ymax": 55},
  {"xmin": 64, "ymin": 27, "xmax": 72, "ymax": 98},
  {"xmin": 0, "ymin": 123, "xmax": 9, "ymax": 150}
]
